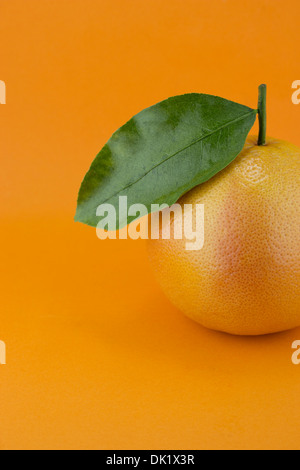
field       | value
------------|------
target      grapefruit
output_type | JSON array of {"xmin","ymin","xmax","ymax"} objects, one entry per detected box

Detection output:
[{"xmin": 148, "ymin": 136, "xmax": 300, "ymax": 335}]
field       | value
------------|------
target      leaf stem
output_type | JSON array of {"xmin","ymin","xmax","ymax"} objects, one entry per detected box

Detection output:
[{"xmin": 258, "ymin": 84, "xmax": 267, "ymax": 145}]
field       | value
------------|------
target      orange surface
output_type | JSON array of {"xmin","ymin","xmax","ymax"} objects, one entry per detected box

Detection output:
[{"xmin": 1, "ymin": 0, "xmax": 300, "ymax": 450}]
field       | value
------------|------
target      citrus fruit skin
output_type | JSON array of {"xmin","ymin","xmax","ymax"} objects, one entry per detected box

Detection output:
[{"xmin": 147, "ymin": 136, "xmax": 300, "ymax": 335}]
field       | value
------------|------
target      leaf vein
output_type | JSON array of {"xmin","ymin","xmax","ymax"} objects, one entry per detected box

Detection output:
[{"xmin": 101, "ymin": 110, "xmax": 256, "ymax": 204}]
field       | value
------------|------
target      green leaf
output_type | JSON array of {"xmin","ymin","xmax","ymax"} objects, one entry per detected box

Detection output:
[{"xmin": 75, "ymin": 93, "xmax": 257, "ymax": 229}]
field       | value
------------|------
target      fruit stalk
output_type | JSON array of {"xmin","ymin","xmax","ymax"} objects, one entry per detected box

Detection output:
[{"xmin": 258, "ymin": 84, "xmax": 267, "ymax": 145}]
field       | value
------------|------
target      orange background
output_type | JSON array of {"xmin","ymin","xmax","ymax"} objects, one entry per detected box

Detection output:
[{"xmin": 1, "ymin": 0, "xmax": 300, "ymax": 450}]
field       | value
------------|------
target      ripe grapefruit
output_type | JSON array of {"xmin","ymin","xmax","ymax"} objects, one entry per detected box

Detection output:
[{"xmin": 148, "ymin": 136, "xmax": 300, "ymax": 335}]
